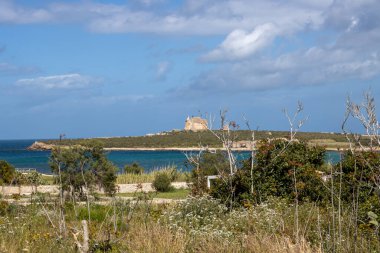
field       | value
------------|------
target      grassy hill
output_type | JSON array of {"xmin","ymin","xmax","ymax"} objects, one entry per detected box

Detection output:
[{"xmin": 42, "ymin": 130, "xmax": 354, "ymax": 149}]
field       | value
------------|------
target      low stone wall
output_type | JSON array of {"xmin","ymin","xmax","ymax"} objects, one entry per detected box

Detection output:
[
  {"xmin": 1, "ymin": 185, "xmax": 60, "ymax": 196},
  {"xmin": 1, "ymin": 182, "xmax": 188, "ymax": 196}
]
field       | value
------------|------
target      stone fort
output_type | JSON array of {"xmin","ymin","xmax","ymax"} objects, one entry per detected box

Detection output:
[{"xmin": 184, "ymin": 116, "xmax": 208, "ymax": 131}]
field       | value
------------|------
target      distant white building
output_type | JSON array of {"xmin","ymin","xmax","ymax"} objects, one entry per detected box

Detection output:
[{"xmin": 184, "ymin": 116, "xmax": 208, "ymax": 131}]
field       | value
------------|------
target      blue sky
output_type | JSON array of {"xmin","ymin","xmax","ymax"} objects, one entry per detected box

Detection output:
[{"xmin": 0, "ymin": 0, "xmax": 379, "ymax": 139}]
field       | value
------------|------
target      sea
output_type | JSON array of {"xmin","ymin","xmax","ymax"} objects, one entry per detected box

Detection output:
[{"xmin": 0, "ymin": 140, "xmax": 341, "ymax": 174}]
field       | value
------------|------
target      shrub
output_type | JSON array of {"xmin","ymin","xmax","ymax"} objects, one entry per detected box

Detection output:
[
  {"xmin": 152, "ymin": 173, "xmax": 173, "ymax": 192},
  {"xmin": 25, "ymin": 171, "xmax": 43, "ymax": 186},
  {"xmin": 245, "ymin": 139, "xmax": 327, "ymax": 204},
  {"xmin": 186, "ymin": 151, "xmax": 230, "ymax": 195},
  {"xmin": 335, "ymin": 150, "xmax": 380, "ymax": 223},
  {"xmin": 0, "ymin": 200, "xmax": 10, "ymax": 216},
  {"xmin": 210, "ymin": 169, "xmax": 252, "ymax": 208},
  {"xmin": 11, "ymin": 171, "xmax": 43, "ymax": 186},
  {"xmin": 162, "ymin": 166, "xmax": 180, "ymax": 182},
  {"xmin": 124, "ymin": 162, "xmax": 144, "ymax": 174},
  {"xmin": 50, "ymin": 141, "xmax": 118, "ymax": 197},
  {"xmin": 0, "ymin": 160, "xmax": 15, "ymax": 185},
  {"xmin": 204, "ymin": 140, "xmax": 328, "ymax": 208},
  {"xmin": 13, "ymin": 171, "xmax": 28, "ymax": 185}
]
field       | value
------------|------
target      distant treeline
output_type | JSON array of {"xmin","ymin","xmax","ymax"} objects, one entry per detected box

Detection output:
[{"xmin": 43, "ymin": 130, "xmax": 354, "ymax": 148}]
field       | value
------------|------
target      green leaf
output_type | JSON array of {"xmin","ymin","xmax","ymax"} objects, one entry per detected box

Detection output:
[{"xmin": 368, "ymin": 211, "xmax": 378, "ymax": 220}]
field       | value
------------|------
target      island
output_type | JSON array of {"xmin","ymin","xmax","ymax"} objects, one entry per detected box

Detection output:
[{"xmin": 27, "ymin": 130, "xmax": 357, "ymax": 151}]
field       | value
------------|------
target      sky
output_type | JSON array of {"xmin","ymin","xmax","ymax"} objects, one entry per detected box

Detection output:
[{"xmin": 0, "ymin": 0, "xmax": 380, "ymax": 139}]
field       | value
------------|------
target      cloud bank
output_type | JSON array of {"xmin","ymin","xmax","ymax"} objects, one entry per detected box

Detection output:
[
  {"xmin": 2, "ymin": 0, "xmax": 380, "ymax": 96},
  {"xmin": 0, "ymin": 0, "xmax": 328, "ymax": 35}
]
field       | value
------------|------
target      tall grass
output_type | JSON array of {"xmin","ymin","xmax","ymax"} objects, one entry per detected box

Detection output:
[
  {"xmin": 116, "ymin": 166, "xmax": 189, "ymax": 184},
  {"xmin": 2, "ymin": 196, "xmax": 378, "ymax": 252}
]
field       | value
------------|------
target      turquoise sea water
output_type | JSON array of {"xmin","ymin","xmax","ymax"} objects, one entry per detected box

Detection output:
[{"xmin": 0, "ymin": 140, "xmax": 341, "ymax": 174}]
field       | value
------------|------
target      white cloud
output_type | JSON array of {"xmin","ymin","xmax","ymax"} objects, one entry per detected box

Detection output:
[
  {"xmin": 3, "ymin": 0, "xmax": 380, "ymax": 95},
  {"xmin": 0, "ymin": 0, "xmax": 329, "ymax": 35},
  {"xmin": 166, "ymin": 0, "xmax": 380, "ymax": 94},
  {"xmin": 0, "ymin": 1, "xmax": 51, "ymax": 24},
  {"xmin": 85, "ymin": 0, "xmax": 326, "ymax": 35},
  {"xmin": 15, "ymin": 74, "xmax": 96, "ymax": 90},
  {"xmin": 176, "ymin": 47, "xmax": 380, "ymax": 95},
  {"xmin": 202, "ymin": 24, "xmax": 278, "ymax": 61}
]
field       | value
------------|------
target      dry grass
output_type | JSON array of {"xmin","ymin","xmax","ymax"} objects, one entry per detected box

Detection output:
[
  {"xmin": 244, "ymin": 235, "xmax": 321, "ymax": 253},
  {"xmin": 124, "ymin": 222, "xmax": 319, "ymax": 253},
  {"xmin": 0, "ymin": 197, "xmax": 378, "ymax": 253},
  {"xmin": 125, "ymin": 223, "xmax": 320, "ymax": 253},
  {"xmin": 116, "ymin": 166, "xmax": 188, "ymax": 184},
  {"xmin": 126, "ymin": 223, "xmax": 186, "ymax": 253}
]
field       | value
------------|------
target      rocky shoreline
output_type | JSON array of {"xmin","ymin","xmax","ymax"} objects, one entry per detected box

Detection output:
[{"xmin": 27, "ymin": 141, "xmax": 55, "ymax": 151}]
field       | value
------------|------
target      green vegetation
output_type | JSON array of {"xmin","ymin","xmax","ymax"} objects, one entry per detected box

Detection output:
[
  {"xmin": 0, "ymin": 160, "xmax": 15, "ymax": 185},
  {"xmin": 50, "ymin": 140, "xmax": 118, "ymax": 197},
  {"xmin": 1, "ymin": 165, "xmax": 186, "ymax": 186},
  {"xmin": 248, "ymin": 139, "xmax": 327, "ymax": 203},
  {"xmin": 336, "ymin": 151, "xmax": 380, "ymax": 223},
  {"xmin": 124, "ymin": 162, "xmax": 144, "ymax": 174},
  {"xmin": 152, "ymin": 173, "xmax": 173, "ymax": 192},
  {"xmin": 0, "ymin": 162, "xmax": 48, "ymax": 187},
  {"xmin": 42, "ymin": 130, "xmax": 355, "ymax": 149},
  {"xmin": 189, "ymin": 140, "xmax": 380, "ymax": 216},
  {"xmin": 116, "ymin": 166, "xmax": 188, "ymax": 184},
  {"xmin": 13, "ymin": 170, "xmax": 45, "ymax": 188},
  {"xmin": 187, "ymin": 140, "xmax": 328, "ymax": 207},
  {"xmin": 183, "ymin": 137, "xmax": 380, "ymax": 251},
  {"xmin": 40, "ymin": 174, "xmax": 55, "ymax": 185},
  {"xmin": 0, "ymin": 196, "xmax": 379, "ymax": 252},
  {"xmin": 2, "ymin": 95, "xmax": 379, "ymax": 252},
  {"xmin": 186, "ymin": 151, "xmax": 230, "ymax": 195},
  {"xmin": 1, "ymin": 139, "xmax": 379, "ymax": 252}
]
